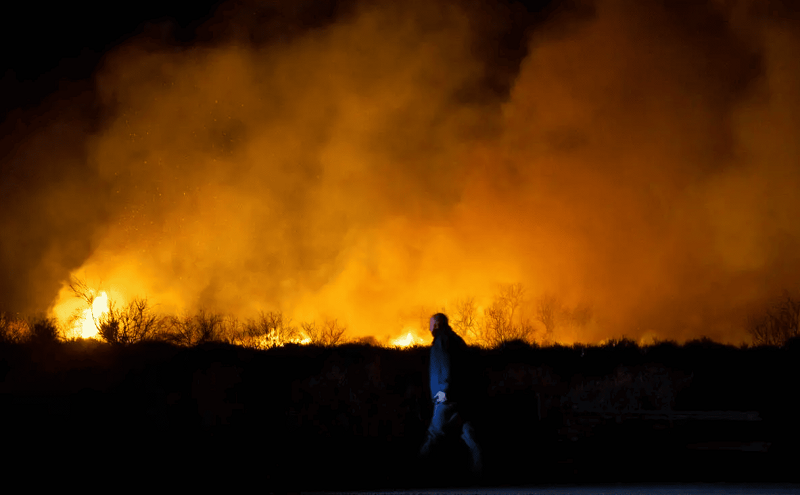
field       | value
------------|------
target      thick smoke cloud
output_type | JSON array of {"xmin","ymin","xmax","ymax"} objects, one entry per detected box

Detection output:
[{"xmin": 3, "ymin": 0, "xmax": 800, "ymax": 344}]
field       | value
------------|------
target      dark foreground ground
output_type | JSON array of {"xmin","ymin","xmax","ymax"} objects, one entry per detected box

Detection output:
[
  {"xmin": 1, "ymin": 338, "xmax": 798, "ymax": 491},
  {"xmin": 305, "ymin": 484, "xmax": 800, "ymax": 494}
]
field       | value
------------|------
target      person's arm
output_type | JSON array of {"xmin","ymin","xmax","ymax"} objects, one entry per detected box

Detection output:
[{"xmin": 431, "ymin": 334, "xmax": 452, "ymax": 400}]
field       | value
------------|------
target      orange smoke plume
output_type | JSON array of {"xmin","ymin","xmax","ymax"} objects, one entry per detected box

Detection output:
[{"xmin": 1, "ymin": 1, "xmax": 799, "ymax": 345}]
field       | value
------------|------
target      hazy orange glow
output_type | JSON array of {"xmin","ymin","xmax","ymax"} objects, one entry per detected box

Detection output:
[{"xmin": 1, "ymin": 1, "xmax": 797, "ymax": 346}]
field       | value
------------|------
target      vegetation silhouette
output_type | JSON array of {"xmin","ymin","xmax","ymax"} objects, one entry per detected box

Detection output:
[
  {"xmin": 1, "ymin": 315, "xmax": 799, "ymax": 489},
  {"xmin": 4, "ymin": 282, "xmax": 800, "ymax": 488},
  {"xmin": 165, "ymin": 310, "xmax": 227, "ymax": 346},
  {"xmin": 746, "ymin": 291, "xmax": 800, "ymax": 347},
  {"xmin": 97, "ymin": 297, "xmax": 166, "ymax": 345},
  {"xmin": 302, "ymin": 318, "xmax": 348, "ymax": 347}
]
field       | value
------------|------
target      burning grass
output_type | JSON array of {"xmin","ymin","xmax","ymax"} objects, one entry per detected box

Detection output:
[{"xmin": 34, "ymin": 276, "xmax": 800, "ymax": 350}]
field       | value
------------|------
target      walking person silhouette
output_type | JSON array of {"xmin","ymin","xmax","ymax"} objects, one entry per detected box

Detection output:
[{"xmin": 419, "ymin": 313, "xmax": 482, "ymax": 478}]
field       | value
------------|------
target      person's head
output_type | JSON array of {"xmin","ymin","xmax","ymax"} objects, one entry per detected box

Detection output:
[{"xmin": 429, "ymin": 313, "xmax": 449, "ymax": 333}]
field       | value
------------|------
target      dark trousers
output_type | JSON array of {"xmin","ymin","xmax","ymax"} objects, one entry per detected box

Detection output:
[{"xmin": 419, "ymin": 401, "xmax": 482, "ymax": 475}]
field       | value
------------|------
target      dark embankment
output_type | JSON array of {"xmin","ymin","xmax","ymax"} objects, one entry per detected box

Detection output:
[{"xmin": 1, "ymin": 338, "xmax": 798, "ymax": 490}]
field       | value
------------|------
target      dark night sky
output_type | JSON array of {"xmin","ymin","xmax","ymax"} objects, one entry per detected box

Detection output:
[
  {"xmin": 1, "ymin": 1, "xmax": 220, "ymax": 114},
  {"xmin": 1, "ymin": 0, "xmax": 560, "ymax": 123}
]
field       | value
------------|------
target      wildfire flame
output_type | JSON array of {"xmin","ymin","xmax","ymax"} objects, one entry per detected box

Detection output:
[
  {"xmin": 76, "ymin": 291, "xmax": 110, "ymax": 340},
  {"xmin": 390, "ymin": 331, "xmax": 426, "ymax": 348},
  {"xmin": 253, "ymin": 334, "xmax": 313, "ymax": 348}
]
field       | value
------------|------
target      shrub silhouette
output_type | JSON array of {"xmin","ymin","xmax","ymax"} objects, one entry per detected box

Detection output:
[
  {"xmin": 352, "ymin": 335, "xmax": 379, "ymax": 346},
  {"xmin": 97, "ymin": 297, "xmax": 165, "ymax": 345},
  {"xmin": 237, "ymin": 311, "xmax": 298, "ymax": 349},
  {"xmin": 28, "ymin": 316, "xmax": 60, "ymax": 346},
  {"xmin": 0, "ymin": 313, "xmax": 29, "ymax": 344},
  {"xmin": 601, "ymin": 337, "xmax": 639, "ymax": 349},
  {"xmin": 0, "ymin": 314, "xmax": 60, "ymax": 346},
  {"xmin": 165, "ymin": 310, "xmax": 226, "ymax": 346}
]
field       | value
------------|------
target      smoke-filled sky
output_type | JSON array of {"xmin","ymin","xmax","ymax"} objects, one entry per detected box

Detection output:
[{"xmin": 3, "ymin": 0, "xmax": 800, "ymax": 344}]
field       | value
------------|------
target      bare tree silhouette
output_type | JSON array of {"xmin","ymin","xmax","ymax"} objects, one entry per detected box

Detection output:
[
  {"xmin": 564, "ymin": 303, "xmax": 593, "ymax": 329},
  {"xmin": 303, "ymin": 319, "xmax": 347, "ymax": 346},
  {"xmin": 747, "ymin": 291, "xmax": 800, "ymax": 346},
  {"xmin": 452, "ymin": 297, "xmax": 479, "ymax": 344},
  {"xmin": 535, "ymin": 293, "xmax": 563, "ymax": 345},
  {"xmin": 481, "ymin": 283, "xmax": 535, "ymax": 347},
  {"xmin": 500, "ymin": 283, "xmax": 525, "ymax": 323},
  {"xmin": 68, "ymin": 277, "xmax": 95, "ymax": 308},
  {"xmin": 450, "ymin": 287, "xmax": 593, "ymax": 347}
]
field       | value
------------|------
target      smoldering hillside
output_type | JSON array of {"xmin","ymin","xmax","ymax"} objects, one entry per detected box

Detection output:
[
  {"xmin": 2, "ymin": 338, "xmax": 798, "ymax": 490},
  {"xmin": 4, "ymin": 1, "xmax": 800, "ymax": 346}
]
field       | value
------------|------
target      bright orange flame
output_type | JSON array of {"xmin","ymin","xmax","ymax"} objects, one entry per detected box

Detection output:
[
  {"xmin": 77, "ymin": 291, "xmax": 109, "ymax": 339},
  {"xmin": 250, "ymin": 334, "xmax": 313, "ymax": 349},
  {"xmin": 390, "ymin": 331, "xmax": 426, "ymax": 348},
  {"xmin": 50, "ymin": 282, "xmax": 129, "ymax": 341}
]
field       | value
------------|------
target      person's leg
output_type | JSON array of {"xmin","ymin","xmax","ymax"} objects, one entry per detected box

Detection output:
[
  {"xmin": 461, "ymin": 421, "xmax": 482, "ymax": 476},
  {"xmin": 420, "ymin": 402, "xmax": 448, "ymax": 457},
  {"xmin": 421, "ymin": 402, "xmax": 464, "ymax": 453}
]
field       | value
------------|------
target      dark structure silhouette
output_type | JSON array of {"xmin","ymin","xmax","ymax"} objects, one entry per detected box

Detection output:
[{"xmin": 419, "ymin": 313, "xmax": 482, "ymax": 478}]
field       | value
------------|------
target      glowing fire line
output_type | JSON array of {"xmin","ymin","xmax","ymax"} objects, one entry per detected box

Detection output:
[{"xmin": 390, "ymin": 331, "xmax": 426, "ymax": 348}]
